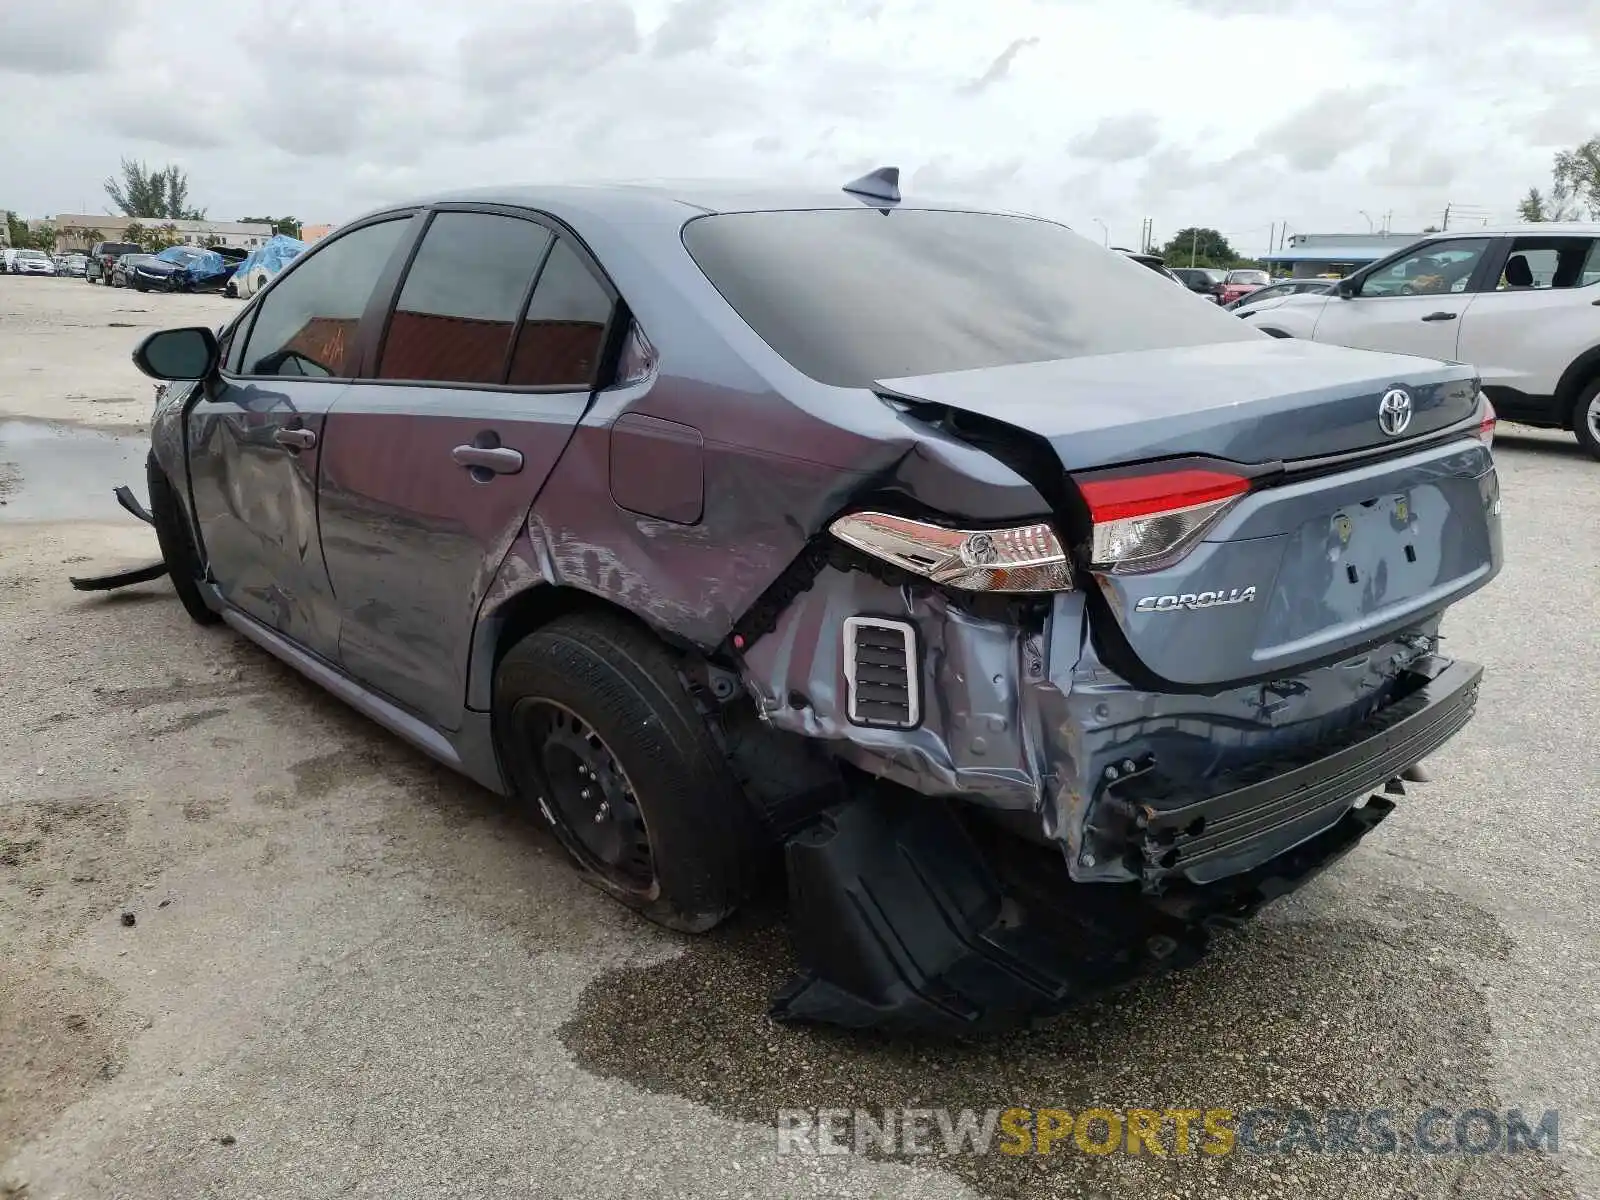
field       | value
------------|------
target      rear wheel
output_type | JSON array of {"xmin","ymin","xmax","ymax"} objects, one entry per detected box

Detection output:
[
  {"xmin": 492, "ymin": 612, "xmax": 762, "ymax": 933},
  {"xmin": 1573, "ymin": 378, "xmax": 1600, "ymax": 461},
  {"xmin": 146, "ymin": 455, "xmax": 220, "ymax": 626}
]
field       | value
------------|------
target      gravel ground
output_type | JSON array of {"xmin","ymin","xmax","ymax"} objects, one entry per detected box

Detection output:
[{"xmin": 1, "ymin": 275, "xmax": 1596, "ymax": 1199}]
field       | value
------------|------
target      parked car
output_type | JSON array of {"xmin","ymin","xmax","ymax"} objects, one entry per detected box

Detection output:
[
  {"xmin": 225, "ymin": 234, "xmax": 306, "ymax": 298},
  {"xmin": 129, "ymin": 244, "xmax": 248, "ymax": 292},
  {"xmin": 1169, "ymin": 266, "xmax": 1226, "ymax": 302},
  {"xmin": 129, "ymin": 172, "xmax": 1503, "ymax": 1032},
  {"xmin": 1224, "ymin": 277, "xmax": 1338, "ymax": 313},
  {"xmin": 1217, "ymin": 268, "xmax": 1272, "ymax": 306},
  {"xmin": 1116, "ymin": 247, "xmax": 1187, "ymax": 286},
  {"xmin": 112, "ymin": 253, "xmax": 157, "ymax": 287},
  {"xmin": 86, "ymin": 241, "xmax": 143, "ymax": 284},
  {"xmin": 57, "ymin": 253, "xmax": 89, "ymax": 277},
  {"xmin": 8, "ymin": 249, "xmax": 57, "ymax": 276},
  {"xmin": 1250, "ymin": 223, "xmax": 1600, "ymax": 458}
]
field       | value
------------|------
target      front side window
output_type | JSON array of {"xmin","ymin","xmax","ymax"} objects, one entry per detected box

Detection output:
[
  {"xmin": 376, "ymin": 212, "xmax": 554, "ymax": 384},
  {"xmin": 238, "ymin": 218, "xmax": 411, "ymax": 378},
  {"xmin": 1359, "ymin": 240, "xmax": 1489, "ymax": 298},
  {"xmin": 506, "ymin": 240, "xmax": 614, "ymax": 388},
  {"xmin": 682, "ymin": 208, "xmax": 1254, "ymax": 389}
]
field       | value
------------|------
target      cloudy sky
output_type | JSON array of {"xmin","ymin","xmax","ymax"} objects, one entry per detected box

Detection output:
[{"xmin": 4, "ymin": 0, "xmax": 1596, "ymax": 253}]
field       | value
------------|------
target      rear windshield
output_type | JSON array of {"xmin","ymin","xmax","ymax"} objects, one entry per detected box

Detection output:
[
  {"xmin": 102, "ymin": 243, "xmax": 141, "ymax": 256},
  {"xmin": 682, "ymin": 209, "xmax": 1254, "ymax": 388}
]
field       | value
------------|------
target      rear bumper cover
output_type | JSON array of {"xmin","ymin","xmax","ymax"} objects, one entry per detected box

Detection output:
[
  {"xmin": 1101, "ymin": 656, "xmax": 1481, "ymax": 887},
  {"xmin": 770, "ymin": 658, "xmax": 1481, "ymax": 1034}
]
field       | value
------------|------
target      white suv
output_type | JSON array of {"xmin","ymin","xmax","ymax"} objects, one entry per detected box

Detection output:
[{"xmin": 1256, "ymin": 224, "xmax": 1600, "ymax": 459}]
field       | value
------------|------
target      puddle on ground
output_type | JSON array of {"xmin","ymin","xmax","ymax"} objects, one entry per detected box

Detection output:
[{"xmin": 0, "ymin": 421, "xmax": 149, "ymax": 523}]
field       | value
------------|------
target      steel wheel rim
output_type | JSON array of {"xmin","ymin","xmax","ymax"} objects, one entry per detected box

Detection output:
[{"xmin": 517, "ymin": 699, "xmax": 658, "ymax": 897}]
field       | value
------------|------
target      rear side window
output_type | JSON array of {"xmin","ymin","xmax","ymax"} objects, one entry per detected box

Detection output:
[
  {"xmin": 377, "ymin": 212, "xmax": 554, "ymax": 384},
  {"xmin": 506, "ymin": 240, "xmax": 614, "ymax": 388},
  {"xmin": 238, "ymin": 218, "xmax": 410, "ymax": 378},
  {"xmin": 682, "ymin": 209, "xmax": 1254, "ymax": 388}
]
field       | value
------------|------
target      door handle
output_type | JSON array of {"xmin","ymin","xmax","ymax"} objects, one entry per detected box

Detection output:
[
  {"xmin": 451, "ymin": 445, "xmax": 523, "ymax": 475},
  {"xmin": 274, "ymin": 427, "xmax": 317, "ymax": 449},
  {"xmin": 1420, "ymin": 311, "xmax": 1457, "ymax": 322}
]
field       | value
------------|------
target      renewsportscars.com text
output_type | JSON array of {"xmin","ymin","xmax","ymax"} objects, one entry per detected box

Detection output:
[{"xmin": 776, "ymin": 1106, "xmax": 1560, "ymax": 1158}]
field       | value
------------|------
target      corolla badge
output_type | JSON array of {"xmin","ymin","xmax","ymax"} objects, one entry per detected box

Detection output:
[
  {"xmin": 1378, "ymin": 388, "xmax": 1413, "ymax": 436},
  {"xmin": 1134, "ymin": 586, "xmax": 1258, "ymax": 613}
]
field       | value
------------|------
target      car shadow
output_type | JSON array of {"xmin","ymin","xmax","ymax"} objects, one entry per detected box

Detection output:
[{"xmin": 1493, "ymin": 428, "xmax": 1589, "ymax": 460}]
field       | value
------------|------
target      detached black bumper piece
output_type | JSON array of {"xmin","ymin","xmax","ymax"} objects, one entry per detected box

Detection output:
[{"xmin": 770, "ymin": 658, "xmax": 1481, "ymax": 1035}]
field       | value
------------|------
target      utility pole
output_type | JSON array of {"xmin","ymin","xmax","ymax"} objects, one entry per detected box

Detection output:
[
  {"xmin": 1442, "ymin": 203, "xmax": 1451, "ymax": 230},
  {"xmin": 1190, "ymin": 228, "xmax": 1199, "ymax": 268},
  {"xmin": 1268, "ymin": 222, "xmax": 1276, "ymax": 261}
]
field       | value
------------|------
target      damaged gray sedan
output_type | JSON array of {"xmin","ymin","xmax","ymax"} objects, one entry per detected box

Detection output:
[{"xmin": 127, "ymin": 169, "xmax": 1503, "ymax": 1032}]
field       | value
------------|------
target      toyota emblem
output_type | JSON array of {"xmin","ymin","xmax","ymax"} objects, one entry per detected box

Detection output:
[{"xmin": 1378, "ymin": 388, "xmax": 1413, "ymax": 437}]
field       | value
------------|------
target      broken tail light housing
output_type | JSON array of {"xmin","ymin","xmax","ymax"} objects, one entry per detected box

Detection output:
[
  {"xmin": 828, "ymin": 512, "xmax": 1073, "ymax": 592},
  {"xmin": 1077, "ymin": 466, "xmax": 1252, "ymax": 573}
]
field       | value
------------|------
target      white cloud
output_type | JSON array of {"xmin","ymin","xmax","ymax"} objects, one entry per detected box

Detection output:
[{"xmin": 0, "ymin": 0, "xmax": 1589, "ymax": 247}]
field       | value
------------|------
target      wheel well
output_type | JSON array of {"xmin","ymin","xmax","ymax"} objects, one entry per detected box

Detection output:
[
  {"xmin": 470, "ymin": 585, "xmax": 683, "ymax": 713},
  {"xmin": 1554, "ymin": 349, "xmax": 1600, "ymax": 429}
]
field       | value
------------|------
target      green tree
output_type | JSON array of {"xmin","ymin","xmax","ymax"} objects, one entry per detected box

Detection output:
[
  {"xmin": 1517, "ymin": 185, "xmax": 1578, "ymax": 223},
  {"xmin": 32, "ymin": 224, "xmax": 57, "ymax": 253},
  {"xmin": 1160, "ymin": 227, "xmax": 1238, "ymax": 268},
  {"xmin": 59, "ymin": 224, "xmax": 105, "ymax": 251},
  {"xmin": 144, "ymin": 223, "xmax": 184, "ymax": 251},
  {"xmin": 4, "ymin": 211, "xmax": 29, "ymax": 249},
  {"xmin": 238, "ymin": 215, "xmax": 302, "ymax": 238},
  {"xmin": 103, "ymin": 157, "xmax": 207, "ymax": 220},
  {"xmin": 123, "ymin": 221, "xmax": 147, "ymax": 249},
  {"xmin": 1551, "ymin": 136, "xmax": 1600, "ymax": 219}
]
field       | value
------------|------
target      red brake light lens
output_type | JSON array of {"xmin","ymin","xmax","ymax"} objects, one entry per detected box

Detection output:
[
  {"xmin": 1078, "ymin": 469, "xmax": 1251, "ymax": 522},
  {"xmin": 1477, "ymin": 395, "xmax": 1496, "ymax": 447},
  {"xmin": 1076, "ymin": 466, "xmax": 1252, "ymax": 573}
]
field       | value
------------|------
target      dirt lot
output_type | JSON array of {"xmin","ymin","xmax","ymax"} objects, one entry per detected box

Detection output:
[{"xmin": 2, "ymin": 274, "xmax": 1597, "ymax": 1199}]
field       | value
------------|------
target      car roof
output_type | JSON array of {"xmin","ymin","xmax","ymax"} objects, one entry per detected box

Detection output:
[
  {"xmin": 1427, "ymin": 222, "xmax": 1600, "ymax": 238},
  {"xmin": 350, "ymin": 181, "xmax": 1040, "ymax": 225}
]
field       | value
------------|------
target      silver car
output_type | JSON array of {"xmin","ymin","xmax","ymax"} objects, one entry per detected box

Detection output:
[{"xmin": 125, "ymin": 170, "xmax": 1505, "ymax": 1032}]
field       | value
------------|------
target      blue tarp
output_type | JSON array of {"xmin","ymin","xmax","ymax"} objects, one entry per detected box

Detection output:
[
  {"xmin": 232, "ymin": 234, "xmax": 306, "ymax": 283},
  {"xmin": 154, "ymin": 245, "xmax": 232, "ymax": 281}
]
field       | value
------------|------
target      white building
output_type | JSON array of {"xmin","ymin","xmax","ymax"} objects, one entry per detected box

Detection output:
[{"xmin": 40, "ymin": 215, "xmax": 276, "ymax": 251}]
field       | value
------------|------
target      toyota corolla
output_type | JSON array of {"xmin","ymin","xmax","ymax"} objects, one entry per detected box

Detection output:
[{"xmin": 128, "ymin": 170, "xmax": 1503, "ymax": 1032}]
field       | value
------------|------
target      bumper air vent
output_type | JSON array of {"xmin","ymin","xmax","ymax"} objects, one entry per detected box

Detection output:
[{"xmin": 843, "ymin": 616, "xmax": 920, "ymax": 729}]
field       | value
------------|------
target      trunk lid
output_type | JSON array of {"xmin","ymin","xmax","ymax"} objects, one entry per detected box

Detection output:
[
  {"xmin": 877, "ymin": 338, "xmax": 1481, "ymax": 468},
  {"xmin": 879, "ymin": 340, "xmax": 1502, "ymax": 688}
]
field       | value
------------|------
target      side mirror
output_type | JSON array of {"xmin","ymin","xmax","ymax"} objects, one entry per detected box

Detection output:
[
  {"xmin": 1336, "ymin": 278, "xmax": 1357, "ymax": 298},
  {"xmin": 132, "ymin": 326, "xmax": 218, "ymax": 381}
]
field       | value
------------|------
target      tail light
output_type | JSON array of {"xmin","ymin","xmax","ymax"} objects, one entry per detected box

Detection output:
[
  {"xmin": 1076, "ymin": 466, "xmax": 1251, "ymax": 573},
  {"xmin": 1476, "ymin": 394, "xmax": 1496, "ymax": 447},
  {"xmin": 828, "ymin": 512, "xmax": 1073, "ymax": 592}
]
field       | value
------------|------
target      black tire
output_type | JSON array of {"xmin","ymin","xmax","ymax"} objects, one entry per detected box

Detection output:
[
  {"xmin": 145, "ymin": 454, "xmax": 220, "ymax": 626},
  {"xmin": 493, "ymin": 612, "xmax": 762, "ymax": 933},
  {"xmin": 1572, "ymin": 378, "xmax": 1600, "ymax": 461}
]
